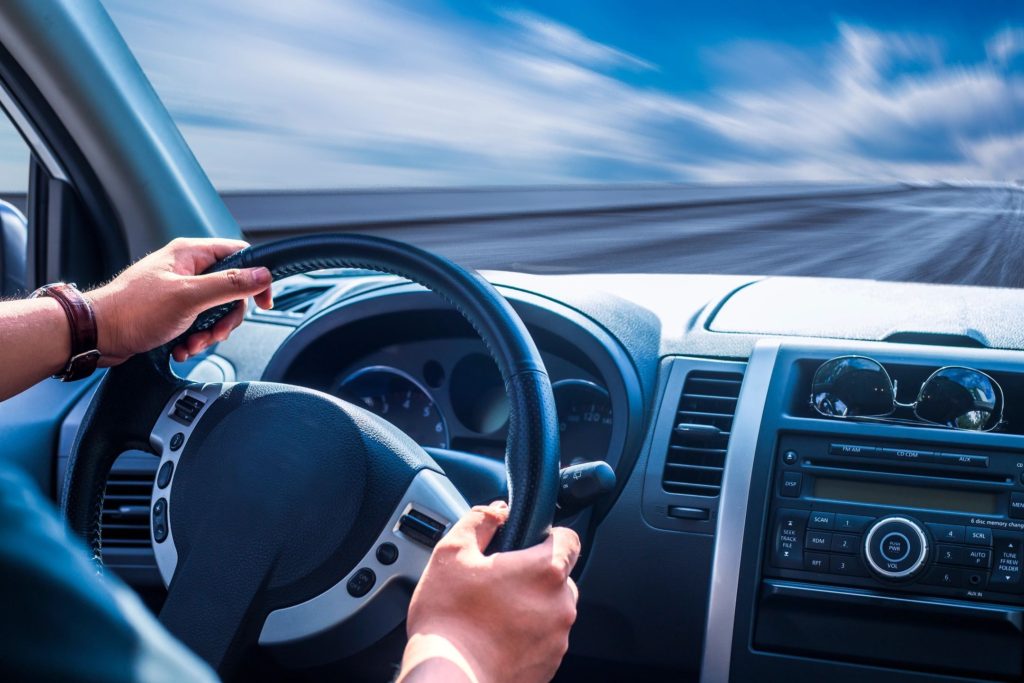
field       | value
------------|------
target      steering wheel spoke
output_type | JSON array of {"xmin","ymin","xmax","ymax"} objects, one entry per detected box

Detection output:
[{"xmin": 259, "ymin": 469, "xmax": 467, "ymax": 656}]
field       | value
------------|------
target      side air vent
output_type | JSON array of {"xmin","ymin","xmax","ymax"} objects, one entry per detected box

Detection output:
[
  {"xmin": 101, "ymin": 469, "xmax": 155, "ymax": 548},
  {"xmin": 662, "ymin": 370, "xmax": 744, "ymax": 496},
  {"xmin": 271, "ymin": 284, "xmax": 332, "ymax": 314}
]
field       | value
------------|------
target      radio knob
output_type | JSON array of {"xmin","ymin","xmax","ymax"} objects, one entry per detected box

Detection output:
[{"xmin": 863, "ymin": 516, "xmax": 929, "ymax": 581}]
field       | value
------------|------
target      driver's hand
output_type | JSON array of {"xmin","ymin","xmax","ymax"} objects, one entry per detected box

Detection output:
[
  {"xmin": 88, "ymin": 238, "xmax": 273, "ymax": 364},
  {"xmin": 399, "ymin": 501, "xmax": 581, "ymax": 683}
]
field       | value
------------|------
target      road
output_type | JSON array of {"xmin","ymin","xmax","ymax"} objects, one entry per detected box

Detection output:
[
  {"xmin": 230, "ymin": 184, "xmax": 1024, "ymax": 289},
  {"xmin": 7, "ymin": 183, "xmax": 1018, "ymax": 288}
]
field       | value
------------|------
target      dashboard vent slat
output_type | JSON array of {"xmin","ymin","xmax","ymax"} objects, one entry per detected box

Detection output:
[
  {"xmin": 271, "ymin": 285, "xmax": 332, "ymax": 314},
  {"xmin": 662, "ymin": 369, "xmax": 744, "ymax": 497},
  {"xmin": 101, "ymin": 470, "xmax": 155, "ymax": 548}
]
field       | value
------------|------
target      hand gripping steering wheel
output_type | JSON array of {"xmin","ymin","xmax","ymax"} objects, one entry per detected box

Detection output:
[{"xmin": 61, "ymin": 234, "xmax": 561, "ymax": 674}]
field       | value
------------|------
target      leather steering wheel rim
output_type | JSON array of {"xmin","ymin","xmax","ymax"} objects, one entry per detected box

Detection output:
[{"xmin": 62, "ymin": 233, "xmax": 561, "ymax": 567}]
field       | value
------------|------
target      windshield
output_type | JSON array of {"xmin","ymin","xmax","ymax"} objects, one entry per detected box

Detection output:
[{"xmin": 103, "ymin": 1, "xmax": 1024, "ymax": 191}]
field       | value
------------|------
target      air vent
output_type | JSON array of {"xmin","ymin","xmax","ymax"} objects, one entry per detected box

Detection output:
[
  {"xmin": 662, "ymin": 370, "xmax": 744, "ymax": 496},
  {"xmin": 272, "ymin": 284, "xmax": 332, "ymax": 314},
  {"xmin": 101, "ymin": 469, "xmax": 155, "ymax": 548}
]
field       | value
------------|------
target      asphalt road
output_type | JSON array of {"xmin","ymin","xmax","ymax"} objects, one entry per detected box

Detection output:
[{"xmin": 233, "ymin": 184, "xmax": 1024, "ymax": 288}]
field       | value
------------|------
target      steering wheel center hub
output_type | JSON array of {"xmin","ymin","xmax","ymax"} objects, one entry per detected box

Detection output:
[{"xmin": 169, "ymin": 383, "xmax": 393, "ymax": 591}]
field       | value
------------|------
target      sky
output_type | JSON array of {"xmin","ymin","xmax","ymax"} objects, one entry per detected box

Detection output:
[{"xmin": 7, "ymin": 1, "xmax": 1024, "ymax": 192}]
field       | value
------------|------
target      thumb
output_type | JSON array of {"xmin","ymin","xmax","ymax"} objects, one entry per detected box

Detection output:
[
  {"xmin": 188, "ymin": 267, "xmax": 272, "ymax": 308},
  {"xmin": 445, "ymin": 500, "xmax": 509, "ymax": 553}
]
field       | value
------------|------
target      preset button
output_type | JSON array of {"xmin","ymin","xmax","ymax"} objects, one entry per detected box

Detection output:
[
  {"xmin": 831, "ymin": 533, "xmax": 859, "ymax": 554},
  {"xmin": 829, "ymin": 555, "xmax": 867, "ymax": 576}
]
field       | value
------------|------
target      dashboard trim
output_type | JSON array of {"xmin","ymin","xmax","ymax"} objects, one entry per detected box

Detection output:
[{"xmin": 700, "ymin": 339, "xmax": 780, "ymax": 683}]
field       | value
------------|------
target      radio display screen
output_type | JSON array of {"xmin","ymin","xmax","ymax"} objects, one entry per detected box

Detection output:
[{"xmin": 814, "ymin": 477, "xmax": 998, "ymax": 515}]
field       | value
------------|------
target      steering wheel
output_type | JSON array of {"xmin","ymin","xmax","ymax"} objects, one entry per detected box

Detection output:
[{"xmin": 61, "ymin": 234, "xmax": 561, "ymax": 675}]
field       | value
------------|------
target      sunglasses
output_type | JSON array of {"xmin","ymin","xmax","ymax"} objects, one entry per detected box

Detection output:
[{"xmin": 809, "ymin": 356, "xmax": 1004, "ymax": 432}]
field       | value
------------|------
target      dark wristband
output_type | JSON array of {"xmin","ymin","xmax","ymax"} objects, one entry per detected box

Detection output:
[{"xmin": 31, "ymin": 283, "xmax": 101, "ymax": 381}]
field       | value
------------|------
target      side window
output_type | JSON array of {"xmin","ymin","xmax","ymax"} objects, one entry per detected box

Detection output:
[{"xmin": 0, "ymin": 109, "xmax": 28, "ymax": 296}]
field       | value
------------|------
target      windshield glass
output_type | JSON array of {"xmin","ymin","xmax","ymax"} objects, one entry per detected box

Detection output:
[{"xmin": 104, "ymin": 1, "xmax": 1024, "ymax": 191}]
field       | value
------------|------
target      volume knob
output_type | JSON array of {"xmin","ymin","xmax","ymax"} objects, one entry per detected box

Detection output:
[{"xmin": 863, "ymin": 516, "xmax": 929, "ymax": 580}]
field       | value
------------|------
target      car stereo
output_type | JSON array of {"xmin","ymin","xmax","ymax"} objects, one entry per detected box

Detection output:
[{"xmin": 764, "ymin": 433, "xmax": 1024, "ymax": 604}]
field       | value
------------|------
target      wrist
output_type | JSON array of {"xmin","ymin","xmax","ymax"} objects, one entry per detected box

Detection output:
[
  {"xmin": 403, "ymin": 623, "xmax": 501, "ymax": 683},
  {"xmin": 32, "ymin": 296, "xmax": 73, "ymax": 376},
  {"xmin": 86, "ymin": 284, "xmax": 123, "ymax": 366},
  {"xmin": 31, "ymin": 282, "xmax": 102, "ymax": 380},
  {"xmin": 400, "ymin": 632, "xmax": 489, "ymax": 683}
]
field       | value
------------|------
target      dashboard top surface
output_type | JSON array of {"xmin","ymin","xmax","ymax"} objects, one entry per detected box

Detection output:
[{"xmin": 267, "ymin": 270, "xmax": 1024, "ymax": 362}]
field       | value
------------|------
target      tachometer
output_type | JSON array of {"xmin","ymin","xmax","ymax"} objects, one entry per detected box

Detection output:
[
  {"xmin": 337, "ymin": 366, "xmax": 449, "ymax": 448},
  {"xmin": 553, "ymin": 379, "xmax": 613, "ymax": 466}
]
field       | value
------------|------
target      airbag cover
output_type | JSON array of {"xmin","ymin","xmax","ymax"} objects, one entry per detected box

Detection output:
[{"xmin": 168, "ymin": 382, "xmax": 433, "ymax": 602}]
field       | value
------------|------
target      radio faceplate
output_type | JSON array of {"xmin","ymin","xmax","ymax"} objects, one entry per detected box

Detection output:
[{"xmin": 764, "ymin": 433, "xmax": 1024, "ymax": 604}]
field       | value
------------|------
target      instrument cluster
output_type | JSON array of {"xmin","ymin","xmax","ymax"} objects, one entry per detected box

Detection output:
[{"xmin": 335, "ymin": 340, "xmax": 615, "ymax": 466}]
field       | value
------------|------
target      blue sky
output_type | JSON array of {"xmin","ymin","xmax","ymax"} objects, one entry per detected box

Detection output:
[{"xmin": 96, "ymin": 0, "xmax": 1024, "ymax": 190}]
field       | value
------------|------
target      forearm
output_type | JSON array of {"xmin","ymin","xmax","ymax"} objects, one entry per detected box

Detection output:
[{"xmin": 0, "ymin": 298, "xmax": 72, "ymax": 402}]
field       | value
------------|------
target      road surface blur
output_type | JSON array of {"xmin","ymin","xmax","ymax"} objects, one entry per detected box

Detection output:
[{"xmin": 231, "ymin": 184, "xmax": 1024, "ymax": 289}]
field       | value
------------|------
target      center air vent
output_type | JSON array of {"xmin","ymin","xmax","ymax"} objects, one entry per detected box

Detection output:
[
  {"xmin": 101, "ymin": 469, "xmax": 156, "ymax": 548},
  {"xmin": 662, "ymin": 370, "xmax": 744, "ymax": 496}
]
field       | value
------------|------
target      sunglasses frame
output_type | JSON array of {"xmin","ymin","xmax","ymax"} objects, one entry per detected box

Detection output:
[{"xmin": 809, "ymin": 354, "xmax": 1005, "ymax": 432}]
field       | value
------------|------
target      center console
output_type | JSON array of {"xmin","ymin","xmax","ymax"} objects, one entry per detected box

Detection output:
[{"xmin": 704, "ymin": 340, "xmax": 1024, "ymax": 683}]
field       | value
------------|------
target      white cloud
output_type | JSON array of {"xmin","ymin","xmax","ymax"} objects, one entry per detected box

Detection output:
[
  {"xmin": 500, "ymin": 10, "xmax": 655, "ymax": 72},
  {"xmin": 102, "ymin": 1, "xmax": 1024, "ymax": 189},
  {"xmin": 987, "ymin": 27, "xmax": 1024, "ymax": 64}
]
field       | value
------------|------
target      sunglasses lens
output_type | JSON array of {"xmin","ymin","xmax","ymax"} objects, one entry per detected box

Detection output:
[
  {"xmin": 916, "ymin": 367, "xmax": 1000, "ymax": 430},
  {"xmin": 811, "ymin": 357, "xmax": 894, "ymax": 418}
]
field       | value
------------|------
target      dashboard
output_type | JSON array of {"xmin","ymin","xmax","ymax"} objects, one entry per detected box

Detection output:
[{"xmin": 46, "ymin": 269, "xmax": 1024, "ymax": 682}]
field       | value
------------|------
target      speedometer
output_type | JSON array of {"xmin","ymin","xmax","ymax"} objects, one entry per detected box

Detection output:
[
  {"xmin": 337, "ymin": 366, "xmax": 449, "ymax": 448},
  {"xmin": 553, "ymin": 379, "xmax": 613, "ymax": 466}
]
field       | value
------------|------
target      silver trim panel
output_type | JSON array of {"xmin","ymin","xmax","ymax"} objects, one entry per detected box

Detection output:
[
  {"xmin": 259, "ymin": 468, "xmax": 469, "ymax": 645},
  {"xmin": 149, "ymin": 383, "xmax": 230, "ymax": 584},
  {"xmin": 699, "ymin": 339, "xmax": 780, "ymax": 683}
]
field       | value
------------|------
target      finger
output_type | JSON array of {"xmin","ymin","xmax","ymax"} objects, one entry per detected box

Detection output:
[
  {"xmin": 210, "ymin": 299, "xmax": 247, "ymax": 342},
  {"xmin": 442, "ymin": 501, "xmax": 509, "ymax": 554},
  {"xmin": 186, "ymin": 330, "xmax": 213, "ymax": 357},
  {"xmin": 188, "ymin": 266, "xmax": 272, "ymax": 308},
  {"xmin": 253, "ymin": 286, "xmax": 274, "ymax": 310},
  {"xmin": 173, "ymin": 238, "xmax": 251, "ymax": 273},
  {"xmin": 547, "ymin": 526, "xmax": 582, "ymax": 579},
  {"xmin": 171, "ymin": 344, "xmax": 190, "ymax": 363},
  {"xmin": 567, "ymin": 577, "xmax": 579, "ymax": 604}
]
